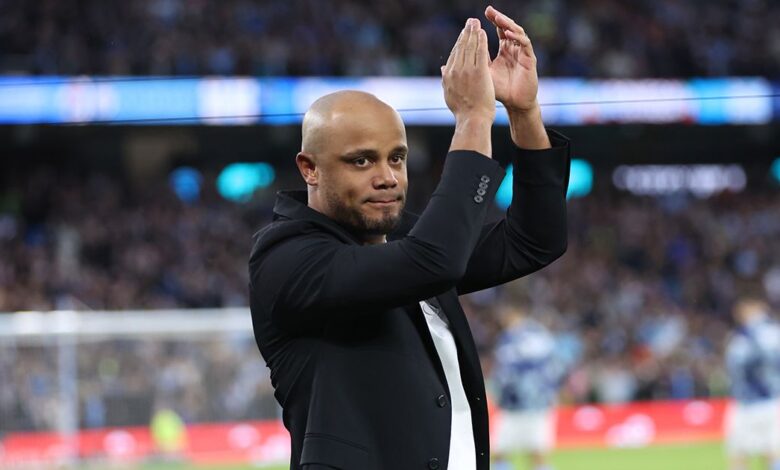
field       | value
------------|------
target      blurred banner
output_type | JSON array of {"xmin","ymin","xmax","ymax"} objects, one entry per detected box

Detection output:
[
  {"xmin": 0, "ymin": 76, "xmax": 774, "ymax": 125},
  {"xmin": 553, "ymin": 399, "xmax": 728, "ymax": 448},
  {"xmin": 0, "ymin": 398, "xmax": 745, "ymax": 466},
  {"xmin": 0, "ymin": 421, "xmax": 290, "ymax": 466}
]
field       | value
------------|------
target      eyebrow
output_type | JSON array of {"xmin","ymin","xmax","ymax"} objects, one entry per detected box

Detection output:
[
  {"xmin": 341, "ymin": 149, "xmax": 378, "ymax": 161},
  {"xmin": 340, "ymin": 146, "xmax": 408, "ymax": 160}
]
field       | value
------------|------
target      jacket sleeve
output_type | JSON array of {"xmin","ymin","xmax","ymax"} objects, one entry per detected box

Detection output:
[
  {"xmin": 250, "ymin": 151, "xmax": 505, "ymax": 332},
  {"xmin": 455, "ymin": 129, "xmax": 571, "ymax": 295}
]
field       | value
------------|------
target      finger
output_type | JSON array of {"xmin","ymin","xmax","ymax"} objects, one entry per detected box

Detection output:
[
  {"xmin": 463, "ymin": 18, "xmax": 478, "ymax": 66},
  {"xmin": 454, "ymin": 20, "xmax": 471, "ymax": 67},
  {"xmin": 504, "ymin": 30, "xmax": 531, "ymax": 47},
  {"xmin": 477, "ymin": 28, "xmax": 490, "ymax": 67},
  {"xmin": 446, "ymin": 25, "xmax": 467, "ymax": 69},
  {"xmin": 505, "ymin": 29, "xmax": 535, "ymax": 59},
  {"xmin": 485, "ymin": 6, "xmax": 506, "ymax": 40},
  {"xmin": 489, "ymin": 7, "xmax": 525, "ymax": 37}
]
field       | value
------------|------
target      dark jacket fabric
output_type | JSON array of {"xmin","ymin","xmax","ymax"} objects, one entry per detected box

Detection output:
[{"xmin": 249, "ymin": 130, "xmax": 571, "ymax": 470}]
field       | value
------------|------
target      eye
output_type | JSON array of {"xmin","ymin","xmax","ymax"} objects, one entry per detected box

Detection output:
[
  {"xmin": 352, "ymin": 157, "xmax": 370, "ymax": 167},
  {"xmin": 390, "ymin": 154, "xmax": 407, "ymax": 164}
]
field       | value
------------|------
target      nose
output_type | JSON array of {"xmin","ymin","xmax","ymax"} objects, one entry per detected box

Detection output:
[{"xmin": 372, "ymin": 162, "xmax": 398, "ymax": 189}]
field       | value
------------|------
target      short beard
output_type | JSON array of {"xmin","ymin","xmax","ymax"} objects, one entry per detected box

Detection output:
[{"xmin": 324, "ymin": 190, "xmax": 404, "ymax": 237}]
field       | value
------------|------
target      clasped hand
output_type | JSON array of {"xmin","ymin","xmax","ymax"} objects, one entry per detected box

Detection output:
[{"xmin": 442, "ymin": 6, "xmax": 539, "ymax": 122}]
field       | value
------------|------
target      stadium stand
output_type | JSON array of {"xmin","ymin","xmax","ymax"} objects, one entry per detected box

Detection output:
[{"xmin": 0, "ymin": 0, "xmax": 778, "ymax": 77}]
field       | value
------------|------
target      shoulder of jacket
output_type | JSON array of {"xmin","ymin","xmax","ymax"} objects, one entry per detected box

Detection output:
[{"xmin": 250, "ymin": 219, "xmax": 334, "ymax": 262}]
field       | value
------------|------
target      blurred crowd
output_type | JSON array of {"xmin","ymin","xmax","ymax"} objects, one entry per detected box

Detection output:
[
  {"xmin": 1, "ymin": 0, "xmax": 779, "ymax": 78},
  {"xmin": 0, "ymin": 336, "xmax": 277, "ymax": 432},
  {"xmin": 470, "ymin": 190, "xmax": 780, "ymax": 405},
  {"xmin": 2, "ymin": 165, "xmax": 780, "ymax": 432},
  {"xmin": 0, "ymin": 168, "xmax": 263, "ymax": 312}
]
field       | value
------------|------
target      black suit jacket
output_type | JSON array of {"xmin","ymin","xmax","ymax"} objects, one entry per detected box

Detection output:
[{"xmin": 249, "ymin": 130, "xmax": 570, "ymax": 470}]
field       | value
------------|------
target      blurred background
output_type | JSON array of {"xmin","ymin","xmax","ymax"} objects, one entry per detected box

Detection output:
[{"xmin": 0, "ymin": 0, "xmax": 779, "ymax": 469}]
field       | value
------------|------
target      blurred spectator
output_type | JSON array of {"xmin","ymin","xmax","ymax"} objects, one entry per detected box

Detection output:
[
  {"xmin": 723, "ymin": 297, "xmax": 780, "ymax": 470},
  {"xmin": 490, "ymin": 305, "xmax": 576, "ymax": 470},
  {"xmin": 0, "ymin": 0, "xmax": 778, "ymax": 78}
]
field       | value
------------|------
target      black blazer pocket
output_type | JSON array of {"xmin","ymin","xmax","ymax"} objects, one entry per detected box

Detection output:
[{"xmin": 300, "ymin": 433, "xmax": 373, "ymax": 470}]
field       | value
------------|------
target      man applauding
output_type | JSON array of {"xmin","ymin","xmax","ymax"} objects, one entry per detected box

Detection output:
[{"xmin": 249, "ymin": 7, "xmax": 571, "ymax": 469}]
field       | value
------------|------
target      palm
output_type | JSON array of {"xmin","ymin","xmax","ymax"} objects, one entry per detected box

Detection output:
[{"xmin": 490, "ymin": 38, "xmax": 538, "ymax": 112}]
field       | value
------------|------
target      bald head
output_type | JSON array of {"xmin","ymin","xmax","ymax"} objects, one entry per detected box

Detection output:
[{"xmin": 301, "ymin": 91, "xmax": 403, "ymax": 155}]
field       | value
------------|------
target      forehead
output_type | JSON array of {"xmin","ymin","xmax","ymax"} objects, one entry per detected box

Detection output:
[{"xmin": 323, "ymin": 106, "xmax": 407, "ymax": 156}]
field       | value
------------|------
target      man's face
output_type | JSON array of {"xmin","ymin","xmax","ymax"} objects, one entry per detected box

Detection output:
[{"xmin": 314, "ymin": 107, "xmax": 408, "ymax": 237}]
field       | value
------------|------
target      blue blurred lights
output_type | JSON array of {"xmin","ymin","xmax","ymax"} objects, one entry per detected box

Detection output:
[
  {"xmin": 217, "ymin": 162, "xmax": 276, "ymax": 202},
  {"xmin": 495, "ymin": 158, "xmax": 593, "ymax": 210},
  {"xmin": 568, "ymin": 159, "xmax": 594, "ymax": 198},
  {"xmin": 169, "ymin": 167, "xmax": 202, "ymax": 203},
  {"xmin": 771, "ymin": 158, "xmax": 780, "ymax": 184}
]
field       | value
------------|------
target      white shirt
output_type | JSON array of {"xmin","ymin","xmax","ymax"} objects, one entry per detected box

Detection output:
[{"xmin": 419, "ymin": 300, "xmax": 477, "ymax": 470}]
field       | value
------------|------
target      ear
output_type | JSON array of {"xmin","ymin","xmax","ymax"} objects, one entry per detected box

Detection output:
[{"xmin": 295, "ymin": 152, "xmax": 318, "ymax": 186}]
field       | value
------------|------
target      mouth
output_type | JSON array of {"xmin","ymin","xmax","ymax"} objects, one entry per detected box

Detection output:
[
  {"xmin": 365, "ymin": 197, "xmax": 402, "ymax": 207},
  {"xmin": 367, "ymin": 200, "xmax": 399, "ymax": 206}
]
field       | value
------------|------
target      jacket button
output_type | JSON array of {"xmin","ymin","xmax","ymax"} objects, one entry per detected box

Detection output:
[
  {"xmin": 480, "ymin": 175, "xmax": 490, "ymax": 183},
  {"xmin": 474, "ymin": 195, "xmax": 484, "ymax": 203},
  {"xmin": 428, "ymin": 458, "xmax": 440, "ymax": 469},
  {"xmin": 477, "ymin": 188, "xmax": 486, "ymax": 196},
  {"xmin": 478, "ymin": 182, "xmax": 488, "ymax": 189},
  {"xmin": 437, "ymin": 394, "xmax": 447, "ymax": 407}
]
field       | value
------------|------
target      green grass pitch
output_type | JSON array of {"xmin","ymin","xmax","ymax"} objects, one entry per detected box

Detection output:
[{"xmin": 133, "ymin": 442, "xmax": 768, "ymax": 470}]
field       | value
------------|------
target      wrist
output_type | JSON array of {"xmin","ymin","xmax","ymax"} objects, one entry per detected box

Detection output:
[
  {"xmin": 507, "ymin": 104, "xmax": 550, "ymax": 150},
  {"xmin": 505, "ymin": 100, "xmax": 541, "ymax": 121},
  {"xmin": 450, "ymin": 115, "xmax": 493, "ymax": 157},
  {"xmin": 454, "ymin": 114, "xmax": 495, "ymax": 127}
]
